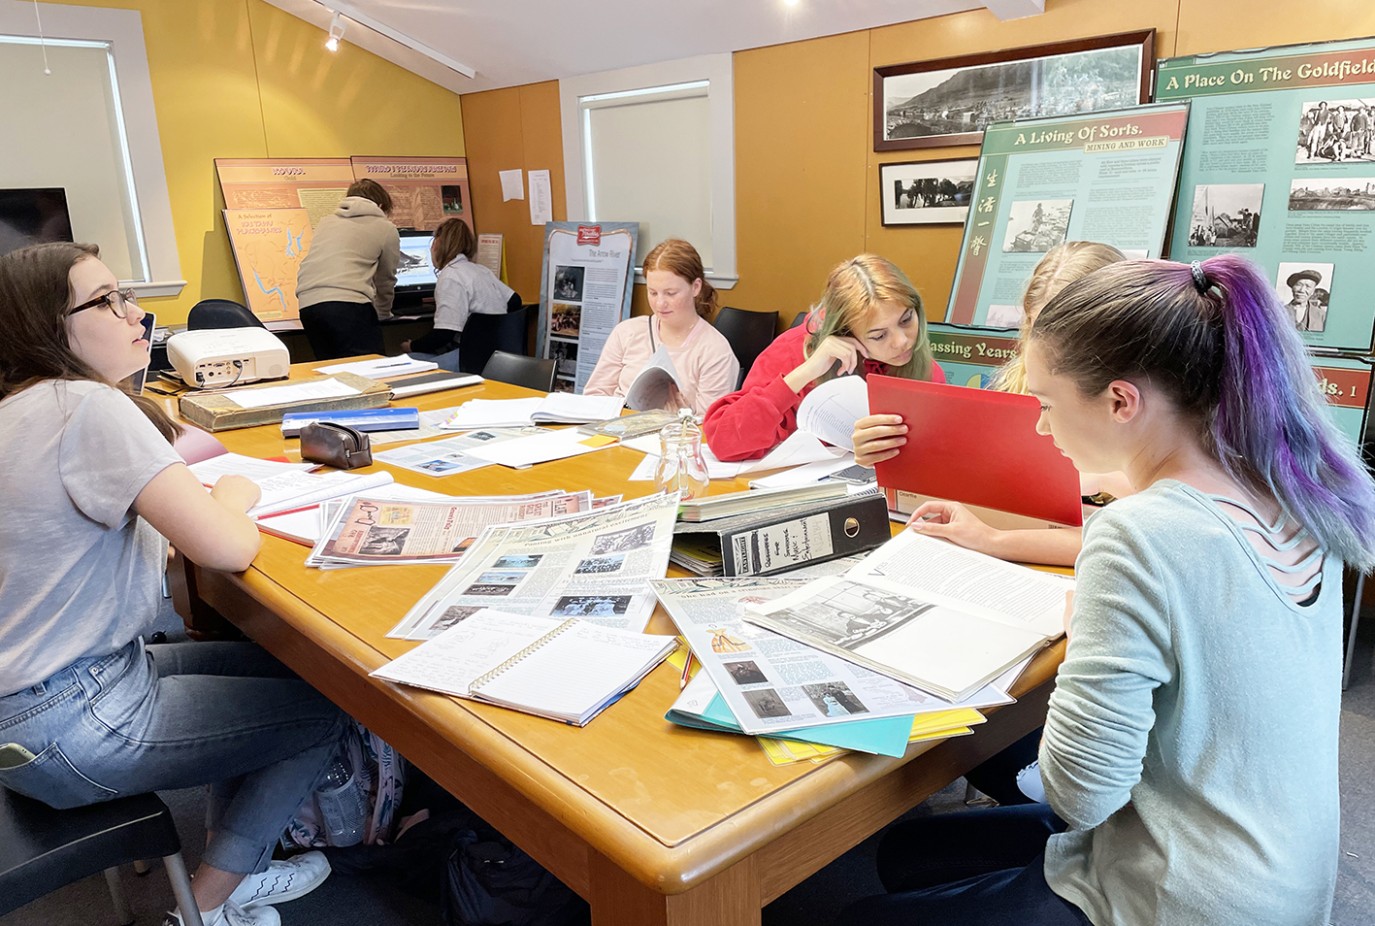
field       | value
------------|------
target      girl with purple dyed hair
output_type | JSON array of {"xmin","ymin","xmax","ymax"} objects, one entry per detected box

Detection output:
[{"xmin": 838, "ymin": 254, "xmax": 1375, "ymax": 926}]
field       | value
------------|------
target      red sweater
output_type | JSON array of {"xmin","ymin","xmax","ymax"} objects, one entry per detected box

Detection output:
[{"xmin": 702, "ymin": 323, "xmax": 946, "ymax": 461}]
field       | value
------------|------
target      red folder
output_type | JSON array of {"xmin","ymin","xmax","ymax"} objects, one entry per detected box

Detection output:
[{"xmin": 868, "ymin": 375, "xmax": 1082, "ymax": 527}]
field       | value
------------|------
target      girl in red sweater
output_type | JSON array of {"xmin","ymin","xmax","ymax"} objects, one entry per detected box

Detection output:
[{"xmin": 703, "ymin": 254, "xmax": 944, "ymax": 461}]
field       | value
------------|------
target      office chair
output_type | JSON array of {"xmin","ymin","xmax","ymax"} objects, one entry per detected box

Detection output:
[
  {"xmin": 482, "ymin": 350, "xmax": 557, "ymax": 392},
  {"xmin": 713, "ymin": 306, "xmax": 780, "ymax": 388},
  {"xmin": 458, "ymin": 304, "xmax": 534, "ymax": 375},
  {"xmin": 0, "ymin": 787, "xmax": 203, "ymax": 925},
  {"xmin": 788, "ymin": 310, "xmax": 810, "ymax": 330},
  {"xmin": 186, "ymin": 299, "xmax": 265, "ymax": 330}
]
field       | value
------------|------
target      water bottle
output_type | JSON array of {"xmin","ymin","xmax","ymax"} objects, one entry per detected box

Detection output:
[
  {"xmin": 314, "ymin": 753, "xmax": 367, "ymax": 847},
  {"xmin": 654, "ymin": 409, "xmax": 710, "ymax": 500}
]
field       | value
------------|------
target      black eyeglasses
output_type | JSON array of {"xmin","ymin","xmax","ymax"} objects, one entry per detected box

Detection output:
[{"xmin": 69, "ymin": 288, "xmax": 139, "ymax": 319}]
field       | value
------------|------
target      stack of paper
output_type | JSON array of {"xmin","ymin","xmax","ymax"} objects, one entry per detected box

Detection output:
[
  {"xmin": 443, "ymin": 394, "xmax": 626, "ymax": 430},
  {"xmin": 249, "ymin": 469, "xmax": 395, "ymax": 518},
  {"xmin": 314, "ymin": 356, "xmax": 438, "ymax": 378}
]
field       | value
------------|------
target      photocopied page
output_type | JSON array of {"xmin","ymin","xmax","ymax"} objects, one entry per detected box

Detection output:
[
  {"xmin": 624, "ymin": 346, "xmax": 682, "ymax": 412},
  {"xmin": 652, "ymin": 577, "xmax": 1012, "ymax": 734},
  {"xmin": 850, "ymin": 530, "xmax": 1072, "ymax": 637},
  {"xmin": 223, "ymin": 379, "xmax": 360, "ymax": 409},
  {"xmin": 389, "ymin": 492, "xmax": 679, "ymax": 640},
  {"xmin": 374, "ymin": 427, "xmax": 536, "ymax": 476},
  {"xmin": 795, "ymin": 375, "xmax": 869, "ymax": 452},
  {"xmin": 745, "ymin": 573, "xmax": 1048, "ymax": 701}
]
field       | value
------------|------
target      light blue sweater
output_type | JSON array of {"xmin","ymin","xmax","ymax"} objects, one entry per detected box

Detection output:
[{"xmin": 1041, "ymin": 481, "xmax": 1341, "ymax": 926}]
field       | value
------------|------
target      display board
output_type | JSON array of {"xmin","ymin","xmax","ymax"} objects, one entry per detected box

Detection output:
[
  {"xmin": 222, "ymin": 209, "xmax": 313, "ymax": 322},
  {"xmin": 536, "ymin": 222, "xmax": 639, "ymax": 393},
  {"xmin": 1158, "ymin": 38, "xmax": 1375, "ymax": 353},
  {"xmin": 927, "ymin": 323, "xmax": 1022, "ymax": 389},
  {"xmin": 928, "ymin": 322, "xmax": 1372, "ymax": 446},
  {"xmin": 349, "ymin": 156, "xmax": 471, "ymax": 233},
  {"xmin": 946, "ymin": 102, "xmax": 1191, "ymax": 326},
  {"xmin": 214, "ymin": 158, "xmax": 352, "ymax": 228}
]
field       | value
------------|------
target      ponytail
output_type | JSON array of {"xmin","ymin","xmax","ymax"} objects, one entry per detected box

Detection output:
[
  {"xmin": 1033, "ymin": 255, "xmax": 1375, "ymax": 568},
  {"xmin": 1200, "ymin": 254, "xmax": 1375, "ymax": 568}
]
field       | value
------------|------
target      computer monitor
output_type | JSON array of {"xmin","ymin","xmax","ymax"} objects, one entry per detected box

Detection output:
[
  {"xmin": 396, "ymin": 231, "xmax": 438, "ymax": 292},
  {"xmin": 0, "ymin": 188, "xmax": 74, "ymax": 256}
]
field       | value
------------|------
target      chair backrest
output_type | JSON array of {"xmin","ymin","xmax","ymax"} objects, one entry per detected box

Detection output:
[
  {"xmin": 482, "ymin": 350, "xmax": 557, "ymax": 392},
  {"xmin": 713, "ymin": 306, "xmax": 780, "ymax": 387},
  {"xmin": 458, "ymin": 304, "xmax": 533, "ymax": 375},
  {"xmin": 187, "ymin": 299, "xmax": 265, "ymax": 330},
  {"xmin": 788, "ymin": 310, "xmax": 809, "ymax": 330}
]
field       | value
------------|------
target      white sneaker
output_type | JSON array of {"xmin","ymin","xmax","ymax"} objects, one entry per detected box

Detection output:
[
  {"xmin": 163, "ymin": 900, "xmax": 281, "ymax": 926},
  {"xmin": 226, "ymin": 851, "xmax": 332, "ymax": 909}
]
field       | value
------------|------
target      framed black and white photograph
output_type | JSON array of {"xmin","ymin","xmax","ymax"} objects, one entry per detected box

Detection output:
[
  {"xmin": 874, "ymin": 30, "xmax": 1153, "ymax": 151},
  {"xmin": 879, "ymin": 158, "xmax": 977, "ymax": 225}
]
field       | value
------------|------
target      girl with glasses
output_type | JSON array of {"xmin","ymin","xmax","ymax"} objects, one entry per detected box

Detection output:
[{"xmin": 0, "ymin": 243, "xmax": 344, "ymax": 926}]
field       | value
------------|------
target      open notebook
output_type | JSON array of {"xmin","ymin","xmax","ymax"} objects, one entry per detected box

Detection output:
[{"xmin": 370, "ymin": 609, "xmax": 677, "ymax": 726}]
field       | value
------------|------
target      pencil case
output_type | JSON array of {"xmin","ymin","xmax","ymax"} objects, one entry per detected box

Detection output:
[{"xmin": 300, "ymin": 421, "xmax": 373, "ymax": 470}]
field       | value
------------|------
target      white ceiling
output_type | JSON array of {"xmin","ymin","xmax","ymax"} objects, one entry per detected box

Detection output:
[{"xmin": 260, "ymin": 0, "xmax": 1047, "ymax": 95}]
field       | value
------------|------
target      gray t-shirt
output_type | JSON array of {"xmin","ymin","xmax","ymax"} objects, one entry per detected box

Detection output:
[
  {"xmin": 0, "ymin": 381, "xmax": 180, "ymax": 695},
  {"xmin": 1042, "ymin": 481, "xmax": 1342, "ymax": 925}
]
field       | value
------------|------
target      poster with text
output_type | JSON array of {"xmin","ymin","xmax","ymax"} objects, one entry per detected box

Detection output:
[
  {"xmin": 214, "ymin": 158, "xmax": 353, "ymax": 228},
  {"xmin": 929, "ymin": 323, "xmax": 1370, "ymax": 445},
  {"xmin": 946, "ymin": 103, "xmax": 1191, "ymax": 326},
  {"xmin": 1158, "ymin": 38, "xmax": 1375, "ymax": 352},
  {"xmin": 537, "ymin": 223, "xmax": 639, "ymax": 393},
  {"xmin": 349, "ymin": 156, "xmax": 471, "ymax": 233},
  {"xmin": 222, "ymin": 209, "xmax": 313, "ymax": 323}
]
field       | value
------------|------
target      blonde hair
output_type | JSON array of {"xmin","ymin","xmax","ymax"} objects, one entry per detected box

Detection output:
[
  {"xmin": 804, "ymin": 254, "xmax": 932, "ymax": 383},
  {"xmin": 643, "ymin": 238, "xmax": 717, "ymax": 319},
  {"xmin": 990, "ymin": 241, "xmax": 1126, "ymax": 394}
]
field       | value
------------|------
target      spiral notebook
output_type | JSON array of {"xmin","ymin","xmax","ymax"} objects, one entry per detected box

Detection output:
[{"xmin": 369, "ymin": 609, "xmax": 677, "ymax": 726}]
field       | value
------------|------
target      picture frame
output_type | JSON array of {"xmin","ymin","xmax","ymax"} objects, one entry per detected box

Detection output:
[
  {"xmin": 879, "ymin": 158, "xmax": 977, "ymax": 225},
  {"xmin": 873, "ymin": 30, "xmax": 1155, "ymax": 151}
]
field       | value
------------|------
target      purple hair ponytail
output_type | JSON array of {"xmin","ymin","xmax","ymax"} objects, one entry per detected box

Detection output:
[{"xmin": 1200, "ymin": 254, "xmax": 1375, "ymax": 568}]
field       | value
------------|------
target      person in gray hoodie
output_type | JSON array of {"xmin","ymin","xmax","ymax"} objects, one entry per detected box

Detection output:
[{"xmin": 296, "ymin": 179, "xmax": 400, "ymax": 359}]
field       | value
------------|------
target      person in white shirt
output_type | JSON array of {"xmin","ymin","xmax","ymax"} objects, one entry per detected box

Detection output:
[{"xmin": 403, "ymin": 218, "xmax": 515, "ymax": 367}]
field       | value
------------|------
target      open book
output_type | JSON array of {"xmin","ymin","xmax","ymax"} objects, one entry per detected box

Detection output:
[
  {"xmin": 744, "ymin": 531, "xmax": 1072, "ymax": 701},
  {"xmin": 370, "ymin": 609, "xmax": 677, "ymax": 725}
]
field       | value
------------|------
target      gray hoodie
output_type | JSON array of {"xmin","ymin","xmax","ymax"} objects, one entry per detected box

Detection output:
[{"xmin": 295, "ymin": 196, "xmax": 401, "ymax": 318}]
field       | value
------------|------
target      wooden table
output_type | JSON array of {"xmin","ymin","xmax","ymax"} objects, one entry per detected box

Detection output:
[{"xmin": 169, "ymin": 371, "xmax": 1063, "ymax": 926}]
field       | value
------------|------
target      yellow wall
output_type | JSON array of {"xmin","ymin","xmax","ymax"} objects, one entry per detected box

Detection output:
[
  {"xmin": 44, "ymin": 0, "xmax": 466, "ymax": 325},
  {"xmin": 458, "ymin": 0, "xmax": 1375, "ymax": 327}
]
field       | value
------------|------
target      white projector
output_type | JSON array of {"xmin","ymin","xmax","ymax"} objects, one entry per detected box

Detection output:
[{"xmin": 166, "ymin": 328, "xmax": 290, "ymax": 388}]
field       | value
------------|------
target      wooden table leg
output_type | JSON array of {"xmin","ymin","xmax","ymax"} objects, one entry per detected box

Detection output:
[{"xmin": 589, "ymin": 851, "xmax": 762, "ymax": 926}]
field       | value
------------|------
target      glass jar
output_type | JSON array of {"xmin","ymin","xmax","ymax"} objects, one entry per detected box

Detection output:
[{"xmin": 654, "ymin": 409, "xmax": 710, "ymax": 500}]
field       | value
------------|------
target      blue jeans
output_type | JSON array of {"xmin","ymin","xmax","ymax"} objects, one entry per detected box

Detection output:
[
  {"xmin": 0, "ymin": 639, "xmax": 345, "ymax": 874},
  {"xmin": 837, "ymin": 805, "xmax": 1091, "ymax": 926}
]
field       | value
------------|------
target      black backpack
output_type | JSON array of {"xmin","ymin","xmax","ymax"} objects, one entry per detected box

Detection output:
[{"xmin": 442, "ymin": 828, "xmax": 588, "ymax": 926}]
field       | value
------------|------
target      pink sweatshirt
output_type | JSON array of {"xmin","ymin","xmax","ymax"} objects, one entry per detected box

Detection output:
[{"xmin": 583, "ymin": 315, "xmax": 740, "ymax": 418}]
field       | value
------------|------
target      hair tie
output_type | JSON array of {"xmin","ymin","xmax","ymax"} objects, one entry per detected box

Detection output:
[{"xmin": 1190, "ymin": 260, "xmax": 1209, "ymax": 294}]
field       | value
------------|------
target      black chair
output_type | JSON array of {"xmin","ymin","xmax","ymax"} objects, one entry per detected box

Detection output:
[
  {"xmin": 713, "ymin": 306, "xmax": 780, "ymax": 387},
  {"xmin": 0, "ymin": 787, "xmax": 203, "ymax": 925},
  {"xmin": 458, "ymin": 304, "xmax": 534, "ymax": 375},
  {"xmin": 482, "ymin": 350, "xmax": 557, "ymax": 392},
  {"xmin": 788, "ymin": 310, "xmax": 809, "ymax": 330},
  {"xmin": 186, "ymin": 299, "xmax": 265, "ymax": 330}
]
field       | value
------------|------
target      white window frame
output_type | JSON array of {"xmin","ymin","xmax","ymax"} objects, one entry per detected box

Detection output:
[
  {"xmin": 560, "ymin": 54, "xmax": 737, "ymax": 289},
  {"xmin": 0, "ymin": 1, "xmax": 183, "ymax": 297}
]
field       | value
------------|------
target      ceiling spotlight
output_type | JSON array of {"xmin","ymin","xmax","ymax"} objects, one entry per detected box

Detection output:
[{"xmin": 325, "ymin": 11, "xmax": 345, "ymax": 52}]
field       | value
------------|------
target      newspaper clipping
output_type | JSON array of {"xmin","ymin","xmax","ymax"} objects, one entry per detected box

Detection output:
[
  {"xmin": 308, "ymin": 491, "xmax": 592, "ymax": 568},
  {"xmin": 388, "ymin": 492, "xmax": 679, "ymax": 639}
]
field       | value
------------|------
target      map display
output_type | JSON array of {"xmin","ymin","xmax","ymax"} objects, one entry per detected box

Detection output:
[
  {"xmin": 214, "ymin": 158, "xmax": 352, "ymax": 227},
  {"xmin": 223, "ymin": 208, "xmax": 313, "ymax": 322}
]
